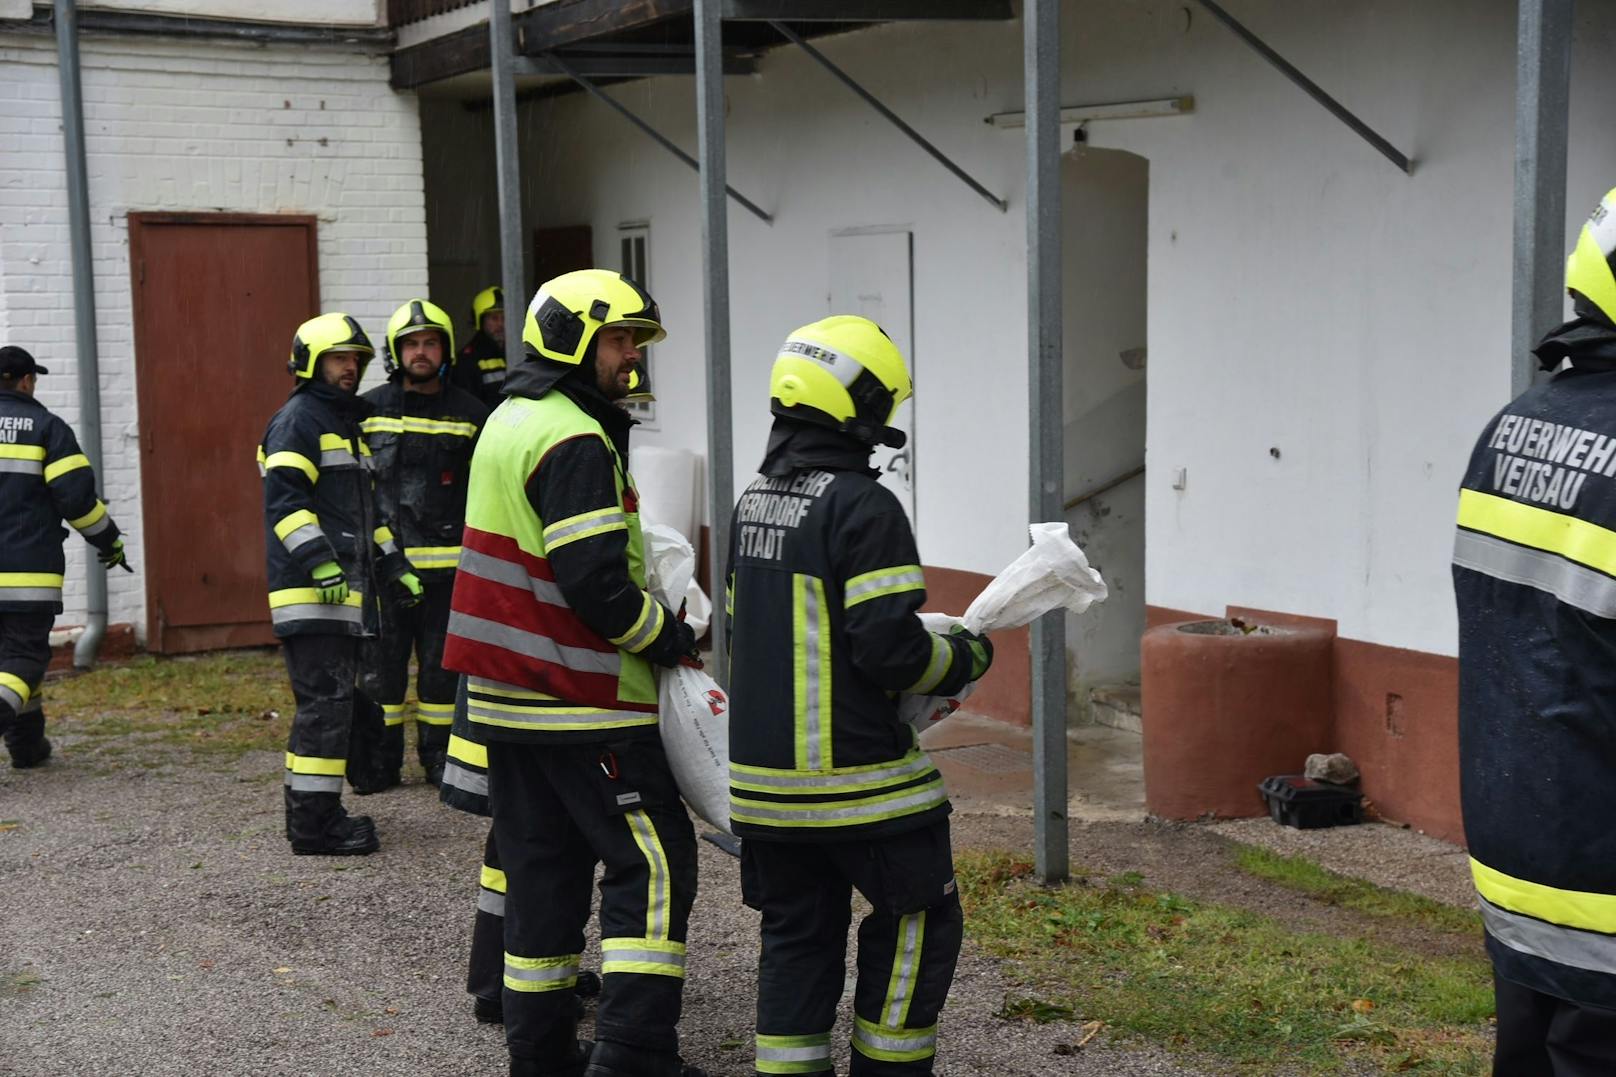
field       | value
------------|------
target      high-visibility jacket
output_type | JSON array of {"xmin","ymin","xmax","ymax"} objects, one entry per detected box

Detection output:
[
  {"xmin": 0, "ymin": 388, "xmax": 121, "ymax": 613},
  {"xmin": 1454, "ymin": 317, "xmax": 1616, "ymax": 1009},
  {"xmin": 454, "ymin": 330, "xmax": 507, "ymax": 409},
  {"xmin": 443, "ymin": 363, "xmax": 684, "ymax": 743},
  {"xmin": 258, "ymin": 381, "xmax": 410, "ymax": 638},
  {"xmin": 725, "ymin": 427, "xmax": 981, "ymax": 841},
  {"xmin": 359, "ymin": 379, "xmax": 490, "ymax": 578}
]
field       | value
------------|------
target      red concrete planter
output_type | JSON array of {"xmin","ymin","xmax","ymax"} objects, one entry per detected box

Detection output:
[{"xmin": 1141, "ymin": 619, "xmax": 1335, "ymax": 820}]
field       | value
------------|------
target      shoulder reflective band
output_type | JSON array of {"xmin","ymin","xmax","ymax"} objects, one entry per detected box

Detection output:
[
  {"xmin": 43, "ymin": 453, "xmax": 91, "ymax": 483},
  {"xmin": 755, "ymin": 1032, "xmax": 833, "ymax": 1075},
  {"xmin": 504, "ymin": 952, "xmax": 579, "ymax": 993},
  {"xmin": 542, "ymin": 507, "xmax": 627, "ymax": 551},
  {"xmin": 904, "ymin": 634, "xmax": 953, "ymax": 695},
  {"xmin": 1472, "ymin": 857, "xmax": 1616, "ymax": 934},
  {"xmin": 844, "ymin": 565, "xmax": 925, "ymax": 609},
  {"xmin": 610, "ymin": 592, "xmax": 665, "ymax": 654},
  {"xmin": 600, "ymin": 937, "xmax": 686, "ymax": 978},
  {"xmin": 263, "ymin": 450, "xmax": 319, "ymax": 483},
  {"xmin": 1457, "ymin": 489, "xmax": 1616, "ymax": 576},
  {"xmin": 0, "ymin": 443, "xmax": 45, "ymax": 475},
  {"xmin": 361, "ymin": 416, "xmax": 479, "ymax": 438},
  {"xmin": 852, "ymin": 1015, "xmax": 937, "ymax": 1064}
]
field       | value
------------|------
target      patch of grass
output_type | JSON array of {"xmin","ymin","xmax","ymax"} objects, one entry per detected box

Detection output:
[
  {"xmin": 1233, "ymin": 846, "xmax": 1483, "ymax": 936},
  {"xmin": 957, "ymin": 851, "xmax": 1494, "ymax": 1074},
  {"xmin": 46, "ymin": 650, "xmax": 291, "ymax": 760}
]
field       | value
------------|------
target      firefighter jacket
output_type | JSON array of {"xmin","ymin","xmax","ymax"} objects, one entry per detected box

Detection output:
[
  {"xmin": 359, "ymin": 378, "xmax": 490, "ymax": 578},
  {"xmin": 1454, "ymin": 315, "xmax": 1616, "ymax": 1009},
  {"xmin": 0, "ymin": 388, "xmax": 121, "ymax": 613},
  {"xmin": 258, "ymin": 380, "xmax": 411, "ymax": 639},
  {"xmin": 443, "ymin": 357, "xmax": 688, "ymax": 744},
  {"xmin": 454, "ymin": 330, "xmax": 507, "ymax": 409},
  {"xmin": 725, "ymin": 419, "xmax": 981, "ymax": 842}
]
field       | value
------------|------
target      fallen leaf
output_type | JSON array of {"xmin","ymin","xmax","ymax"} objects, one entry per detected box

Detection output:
[
  {"xmin": 0, "ymin": 820, "xmax": 21, "ymax": 831},
  {"xmin": 274, "ymin": 966, "xmax": 292, "ymax": 974},
  {"xmin": 384, "ymin": 1008, "xmax": 398, "ymax": 1015},
  {"xmin": 1077, "ymin": 1020, "xmax": 1104, "ymax": 1048},
  {"xmin": 1351, "ymin": 998, "xmax": 1375, "ymax": 1014},
  {"xmin": 373, "ymin": 1029, "xmax": 394, "ymax": 1038},
  {"xmin": 197, "ymin": 960, "xmax": 214, "ymax": 970}
]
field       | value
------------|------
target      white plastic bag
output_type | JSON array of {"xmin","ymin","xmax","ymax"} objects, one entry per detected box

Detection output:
[
  {"xmin": 642, "ymin": 523, "xmax": 731, "ymax": 832},
  {"xmin": 900, "ymin": 522, "xmax": 1108, "ymax": 731}
]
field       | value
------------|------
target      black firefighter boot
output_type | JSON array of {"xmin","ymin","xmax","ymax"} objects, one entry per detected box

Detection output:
[
  {"xmin": 510, "ymin": 1017, "xmax": 594, "ymax": 1077},
  {"xmin": 5, "ymin": 710, "xmax": 52, "ymax": 769},
  {"xmin": 290, "ymin": 812, "xmax": 379, "ymax": 856},
  {"xmin": 582, "ymin": 1042, "xmax": 709, "ymax": 1077}
]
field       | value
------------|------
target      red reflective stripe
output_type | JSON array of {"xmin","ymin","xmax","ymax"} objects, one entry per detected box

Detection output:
[
  {"xmin": 450, "ymin": 570, "xmax": 618, "ymax": 654},
  {"xmin": 462, "ymin": 526, "xmax": 555, "ymax": 581}
]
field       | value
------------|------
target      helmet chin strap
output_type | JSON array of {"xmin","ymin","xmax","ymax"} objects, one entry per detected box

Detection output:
[{"xmin": 841, "ymin": 417, "xmax": 907, "ymax": 449}]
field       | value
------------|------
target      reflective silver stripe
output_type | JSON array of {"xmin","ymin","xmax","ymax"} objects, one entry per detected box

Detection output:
[
  {"xmin": 756, "ymin": 1042, "xmax": 833, "ymax": 1064},
  {"xmin": 545, "ymin": 510, "xmax": 626, "ymax": 546},
  {"xmin": 457, "ymin": 547, "xmax": 566, "ymax": 606},
  {"xmin": 625, "ymin": 811, "xmax": 670, "ymax": 938},
  {"xmin": 732, "ymin": 753, "xmax": 937, "ymax": 791},
  {"xmin": 467, "ymin": 699, "xmax": 650, "ymax": 729},
  {"xmin": 803, "ymin": 578, "xmax": 824, "ymax": 770},
  {"xmin": 479, "ymin": 889, "xmax": 506, "ymax": 917},
  {"xmin": 17, "ymin": 692, "xmax": 42, "ymax": 716},
  {"xmin": 442, "ymin": 762, "xmax": 488, "ymax": 797},
  {"xmin": 504, "ymin": 959, "xmax": 578, "ymax": 989},
  {"xmin": 78, "ymin": 513, "xmax": 114, "ymax": 539},
  {"xmin": 1482, "ymin": 895, "xmax": 1616, "ymax": 976},
  {"xmin": 906, "ymin": 634, "xmax": 951, "ymax": 695},
  {"xmin": 845, "ymin": 568, "xmax": 925, "ymax": 606},
  {"xmin": 283, "ymin": 772, "xmax": 344, "ymax": 793},
  {"xmin": 320, "ymin": 449, "xmax": 358, "ymax": 468},
  {"xmin": 0, "ymin": 588, "xmax": 62, "ymax": 603},
  {"xmin": 734, "ymin": 782, "xmax": 948, "ymax": 825},
  {"xmin": 618, "ymin": 596, "xmax": 663, "ymax": 653},
  {"xmin": 379, "ymin": 539, "xmax": 399, "ymax": 556},
  {"xmin": 886, "ymin": 912, "xmax": 923, "ymax": 1025},
  {"xmin": 600, "ymin": 947, "xmax": 685, "ymax": 972},
  {"xmin": 854, "ymin": 1023, "xmax": 937, "ymax": 1055},
  {"xmin": 271, "ymin": 603, "xmax": 364, "ymax": 627},
  {"xmin": 448, "ymin": 611, "xmax": 620, "ymax": 676},
  {"xmin": 282, "ymin": 523, "xmax": 326, "ymax": 553},
  {"xmin": 0, "ymin": 683, "xmax": 25, "ymax": 712},
  {"xmin": 1455, "ymin": 529, "xmax": 1616, "ymax": 618},
  {"xmin": 0, "ymin": 459, "xmax": 43, "ymax": 475}
]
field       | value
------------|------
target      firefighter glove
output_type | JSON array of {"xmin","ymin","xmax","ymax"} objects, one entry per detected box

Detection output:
[
  {"xmin": 99, "ymin": 538, "xmax": 132, "ymax": 573},
  {"xmin": 396, "ymin": 571, "xmax": 424, "ymax": 609},
  {"xmin": 311, "ymin": 562, "xmax": 349, "ymax": 605},
  {"xmin": 647, "ymin": 616, "xmax": 700, "ymax": 669},
  {"xmin": 950, "ymin": 624, "xmax": 994, "ymax": 681}
]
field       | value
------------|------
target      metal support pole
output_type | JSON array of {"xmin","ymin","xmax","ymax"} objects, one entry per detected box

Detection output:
[
  {"xmin": 54, "ymin": 0, "xmax": 107, "ymax": 669},
  {"xmin": 1192, "ymin": 0, "xmax": 1412, "ymax": 174},
  {"xmin": 695, "ymin": 0, "xmax": 734, "ymax": 684},
  {"xmin": 1026, "ymin": 0, "xmax": 1067, "ymax": 884},
  {"xmin": 1512, "ymin": 0, "xmax": 1574, "ymax": 397},
  {"xmin": 543, "ymin": 53, "xmax": 774, "ymax": 225},
  {"xmin": 768, "ymin": 21, "xmax": 1008, "ymax": 212},
  {"xmin": 490, "ymin": 0, "xmax": 525, "ymax": 359}
]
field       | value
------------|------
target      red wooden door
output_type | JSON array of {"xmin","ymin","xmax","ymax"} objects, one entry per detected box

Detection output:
[{"xmin": 129, "ymin": 214, "xmax": 320, "ymax": 653}]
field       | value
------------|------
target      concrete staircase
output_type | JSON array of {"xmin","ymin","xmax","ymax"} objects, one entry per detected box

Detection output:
[{"xmin": 1089, "ymin": 682, "xmax": 1142, "ymax": 734}]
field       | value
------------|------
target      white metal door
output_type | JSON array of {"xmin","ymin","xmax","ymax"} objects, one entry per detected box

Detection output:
[{"xmin": 829, "ymin": 230, "xmax": 915, "ymax": 520}]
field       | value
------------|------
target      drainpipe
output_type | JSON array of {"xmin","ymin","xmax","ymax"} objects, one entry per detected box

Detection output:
[{"xmin": 54, "ymin": 0, "xmax": 108, "ymax": 669}]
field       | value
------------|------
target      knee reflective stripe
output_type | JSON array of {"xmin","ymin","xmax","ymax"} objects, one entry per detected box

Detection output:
[
  {"xmin": 17, "ymin": 691, "xmax": 42, "ymax": 716},
  {"xmin": 883, "ymin": 911, "xmax": 926, "ymax": 1027},
  {"xmin": 504, "ymin": 952, "xmax": 579, "ymax": 993},
  {"xmin": 0, "ymin": 672, "xmax": 30, "ymax": 714},
  {"xmin": 600, "ymin": 937, "xmax": 685, "ymax": 978},
  {"xmin": 755, "ymin": 1032, "xmax": 832, "ymax": 1075},
  {"xmin": 417, "ymin": 700, "xmax": 455, "ymax": 726},
  {"xmin": 284, "ymin": 752, "xmax": 346, "ymax": 793},
  {"xmin": 851, "ymin": 1015, "xmax": 937, "ymax": 1064},
  {"xmin": 381, "ymin": 702, "xmax": 408, "ymax": 727},
  {"xmin": 624, "ymin": 810, "xmax": 672, "ymax": 940},
  {"xmin": 478, "ymin": 863, "xmax": 507, "ymax": 917}
]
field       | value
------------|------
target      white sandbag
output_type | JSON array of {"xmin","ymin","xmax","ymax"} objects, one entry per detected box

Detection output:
[
  {"xmin": 900, "ymin": 522, "xmax": 1108, "ymax": 731},
  {"xmin": 634, "ymin": 447, "xmax": 701, "ymax": 540},
  {"xmin": 642, "ymin": 523, "xmax": 731, "ymax": 832}
]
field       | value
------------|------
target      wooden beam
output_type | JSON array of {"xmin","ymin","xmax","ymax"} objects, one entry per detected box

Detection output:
[
  {"xmin": 392, "ymin": 24, "xmax": 487, "ymax": 89},
  {"xmin": 722, "ymin": 0, "xmax": 1010, "ymax": 19}
]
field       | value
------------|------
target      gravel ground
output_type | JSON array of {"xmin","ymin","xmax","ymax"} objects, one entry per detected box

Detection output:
[{"xmin": 0, "ymin": 737, "xmax": 1215, "ymax": 1077}]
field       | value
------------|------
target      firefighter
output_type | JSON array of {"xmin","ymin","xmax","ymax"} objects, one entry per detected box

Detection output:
[
  {"xmin": 443, "ymin": 269, "xmax": 704, "ymax": 1077},
  {"xmin": 259, "ymin": 313, "xmax": 421, "ymax": 856},
  {"xmin": 355, "ymin": 299, "xmax": 490, "ymax": 791},
  {"xmin": 1454, "ymin": 186, "xmax": 1616, "ymax": 1074},
  {"xmin": 0, "ymin": 345, "xmax": 129, "ymax": 768},
  {"xmin": 726, "ymin": 316, "xmax": 994, "ymax": 1077},
  {"xmin": 454, "ymin": 285, "xmax": 509, "ymax": 408}
]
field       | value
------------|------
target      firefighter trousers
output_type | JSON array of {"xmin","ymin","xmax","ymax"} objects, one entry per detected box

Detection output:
[
  {"xmin": 1494, "ymin": 970, "xmax": 1616, "ymax": 1076},
  {"xmin": 741, "ymin": 820, "xmax": 964, "ymax": 1077},
  {"xmin": 359, "ymin": 578, "xmax": 456, "ymax": 774},
  {"xmin": 0, "ymin": 611, "xmax": 52, "ymax": 761},
  {"xmin": 469, "ymin": 824, "xmax": 506, "ymax": 1005},
  {"xmin": 281, "ymin": 634, "xmax": 362, "ymax": 846},
  {"xmin": 488, "ymin": 736, "xmax": 698, "ymax": 1062}
]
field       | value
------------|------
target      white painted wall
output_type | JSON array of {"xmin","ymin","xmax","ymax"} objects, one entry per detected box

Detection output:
[
  {"xmin": 78, "ymin": 0, "xmax": 382, "ymax": 25},
  {"xmin": 0, "ymin": 32, "xmax": 428, "ymax": 636},
  {"xmin": 430, "ymin": 0, "xmax": 1616, "ymax": 660}
]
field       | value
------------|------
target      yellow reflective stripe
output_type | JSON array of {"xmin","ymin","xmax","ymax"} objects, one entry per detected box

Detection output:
[
  {"xmin": 283, "ymin": 752, "xmax": 346, "ymax": 776},
  {"xmin": 405, "ymin": 545, "xmax": 461, "ymax": 569},
  {"xmin": 844, "ymin": 564, "xmax": 925, "ymax": 608},
  {"xmin": 542, "ymin": 506, "xmax": 628, "ymax": 551},
  {"xmin": 0, "ymin": 572, "xmax": 65, "ymax": 588},
  {"xmin": 263, "ymin": 451, "xmax": 319, "ymax": 482},
  {"xmin": 274, "ymin": 509, "xmax": 320, "ymax": 542},
  {"xmin": 447, "ymin": 733, "xmax": 488, "ymax": 768},
  {"xmin": 360, "ymin": 415, "xmax": 479, "ymax": 438},
  {"xmin": 0, "ymin": 444, "xmax": 46, "ymax": 461},
  {"xmin": 503, "ymin": 952, "xmax": 579, "ymax": 993},
  {"xmin": 725, "ymin": 579, "xmax": 734, "ymax": 616},
  {"xmin": 68, "ymin": 501, "xmax": 108, "ymax": 531},
  {"xmin": 728, "ymin": 751, "xmax": 937, "ymax": 795},
  {"xmin": 600, "ymin": 937, "xmax": 687, "ymax": 977},
  {"xmin": 0, "ymin": 672, "xmax": 32, "ymax": 710},
  {"xmin": 1457, "ymin": 489, "xmax": 1616, "ymax": 575},
  {"xmin": 610, "ymin": 592, "xmax": 665, "ymax": 652},
  {"xmin": 267, "ymin": 587, "xmax": 364, "ymax": 608},
  {"xmin": 625, "ymin": 810, "xmax": 673, "ymax": 941},
  {"xmin": 904, "ymin": 634, "xmax": 952, "ymax": 695},
  {"xmin": 730, "ymin": 778, "xmax": 949, "ymax": 829},
  {"xmin": 883, "ymin": 910, "xmax": 925, "ymax": 1026},
  {"xmin": 373, "ymin": 526, "xmax": 395, "ymax": 545},
  {"xmin": 1472, "ymin": 857, "xmax": 1616, "ymax": 934},
  {"xmin": 478, "ymin": 357, "xmax": 506, "ymax": 371},
  {"xmin": 318, "ymin": 433, "xmax": 352, "ymax": 452},
  {"xmin": 417, "ymin": 700, "xmax": 455, "ymax": 726},
  {"xmin": 852, "ymin": 1015, "xmax": 937, "ymax": 1063},
  {"xmin": 43, "ymin": 453, "xmax": 91, "ymax": 483},
  {"xmin": 480, "ymin": 864, "xmax": 508, "ymax": 894}
]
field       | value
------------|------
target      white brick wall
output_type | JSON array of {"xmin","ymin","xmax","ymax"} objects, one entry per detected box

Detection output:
[{"xmin": 0, "ymin": 32, "xmax": 428, "ymax": 640}]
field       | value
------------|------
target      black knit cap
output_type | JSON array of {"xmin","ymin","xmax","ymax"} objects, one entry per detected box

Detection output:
[{"xmin": 0, "ymin": 346, "xmax": 48, "ymax": 379}]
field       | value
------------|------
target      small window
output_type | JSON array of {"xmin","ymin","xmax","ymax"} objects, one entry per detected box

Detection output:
[{"xmin": 619, "ymin": 222, "xmax": 654, "ymax": 428}]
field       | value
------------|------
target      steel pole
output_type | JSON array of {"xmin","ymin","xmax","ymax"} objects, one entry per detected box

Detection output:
[
  {"xmin": 490, "ymin": 0, "xmax": 525, "ymax": 359},
  {"xmin": 1512, "ymin": 0, "xmax": 1573, "ymax": 396},
  {"xmin": 695, "ymin": 0, "xmax": 734, "ymax": 684},
  {"xmin": 1026, "ymin": 0, "xmax": 1067, "ymax": 883}
]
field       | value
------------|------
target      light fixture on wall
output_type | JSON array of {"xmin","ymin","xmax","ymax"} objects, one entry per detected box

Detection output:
[{"xmin": 985, "ymin": 96, "xmax": 1194, "ymax": 129}]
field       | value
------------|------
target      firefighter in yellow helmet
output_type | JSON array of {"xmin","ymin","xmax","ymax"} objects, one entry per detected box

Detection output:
[
  {"xmin": 454, "ymin": 285, "xmax": 509, "ymax": 407},
  {"xmin": 350, "ymin": 300, "xmax": 491, "ymax": 792},
  {"xmin": 1456, "ymin": 187, "xmax": 1616, "ymax": 1070},
  {"xmin": 258, "ymin": 312, "xmax": 421, "ymax": 855},
  {"xmin": 726, "ymin": 316, "xmax": 993, "ymax": 1077},
  {"xmin": 443, "ymin": 270, "xmax": 705, "ymax": 1077}
]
